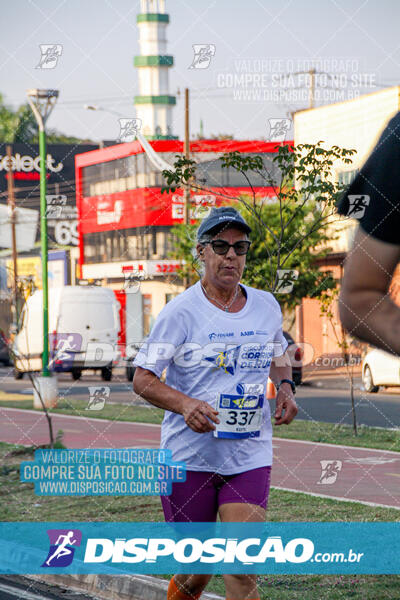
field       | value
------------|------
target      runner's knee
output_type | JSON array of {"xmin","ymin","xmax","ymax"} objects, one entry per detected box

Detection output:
[{"xmin": 224, "ymin": 572, "xmax": 258, "ymax": 593}]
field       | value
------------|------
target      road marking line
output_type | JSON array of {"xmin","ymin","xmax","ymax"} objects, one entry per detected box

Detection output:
[
  {"xmin": 271, "ymin": 486, "xmax": 400, "ymax": 510},
  {"xmin": 0, "ymin": 407, "xmax": 162, "ymax": 428},
  {"xmin": 274, "ymin": 435, "xmax": 400, "ymax": 455}
]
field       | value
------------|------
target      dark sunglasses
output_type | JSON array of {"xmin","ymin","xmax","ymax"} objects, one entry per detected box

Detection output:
[{"xmin": 204, "ymin": 240, "xmax": 251, "ymax": 256}]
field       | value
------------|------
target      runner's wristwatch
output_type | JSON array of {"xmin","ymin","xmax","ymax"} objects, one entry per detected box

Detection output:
[{"xmin": 277, "ymin": 378, "xmax": 296, "ymax": 394}]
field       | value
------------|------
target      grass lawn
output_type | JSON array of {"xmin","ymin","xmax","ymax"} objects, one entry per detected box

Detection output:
[
  {"xmin": 1, "ymin": 441, "xmax": 399, "ymax": 599},
  {"xmin": 214, "ymin": 574, "xmax": 400, "ymax": 600},
  {"xmin": 0, "ymin": 394, "xmax": 164, "ymax": 425},
  {"xmin": 272, "ymin": 418, "xmax": 400, "ymax": 452}
]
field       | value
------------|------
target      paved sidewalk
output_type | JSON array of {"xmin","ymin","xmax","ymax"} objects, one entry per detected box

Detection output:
[
  {"xmin": 302, "ymin": 366, "xmax": 364, "ymax": 391},
  {"xmin": 302, "ymin": 375, "xmax": 364, "ymax": 391},
  {"xmin": 3, "ymin": 573, "xmax": 222, "ymax": 600},
  {"xmin": 271, "ymin": 437, "xmax": 400, "ymax": 509},
  {"xmin": 1, "ymin": 406, "xmax": 399, "ymax": 509},
  {"xmin": 0, "ymin": 406, "xmax": 161, "ymax": 449}
]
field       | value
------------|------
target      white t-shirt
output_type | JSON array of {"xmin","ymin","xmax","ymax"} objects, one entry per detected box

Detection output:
[{"xmin": 133, "ymin": 281, "xmax": 288, "ymax": 475}]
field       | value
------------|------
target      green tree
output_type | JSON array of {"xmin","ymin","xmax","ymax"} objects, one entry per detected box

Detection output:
[
  {"xmin": 0, "ymin": 93, "xmax": 95, "ymax": 144},
  {"xmin": 236, "ymin": 197, "xmax": 336, "ymax": 313},
  {"xmin": 166, "ymin": 222, "xmax": 199, "ymax": 286},
  {"xmin": 12, "ymin": 103, "xmax": 38, "ymax": 142},
  {"xmin": 0, "ymin": 94, "xmax": 32, "ymax": 142},
  {"xmin": 319, "ymin": 287, "xmax": 368, "ymax": 436},
  {"xmin": 163, "ymin": 142, "xmax": 356, "ymax": 313},
  {"xmin": 164, "ymin": 142, "xmax": 360, "ymax": 435}
]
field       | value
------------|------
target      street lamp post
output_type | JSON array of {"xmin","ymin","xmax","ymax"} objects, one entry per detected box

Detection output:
[
  {"xmin": 27, "ymin": 89, "xmax": 59, "ymax": 377},
  {"xmin": 84, "ymin": 105, "xmax": 174, "ymax": 172}
]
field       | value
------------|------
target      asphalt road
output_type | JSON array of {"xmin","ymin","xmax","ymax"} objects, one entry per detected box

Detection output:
[
  {"xmin": 0, "ymin": 576, "xmax": 93, "ymax": 600},
  {"xmin": 287, "ymin": 385, "xmax": 400, "ymax": 429},
  {"xmin": 0, "ymin": 367, "xmax": 399, "ymax": 429}
]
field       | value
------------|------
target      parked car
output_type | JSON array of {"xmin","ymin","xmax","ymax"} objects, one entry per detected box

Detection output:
[
  {"xmin": 362, "ymin": 348, "xmax": 400, "ymax": 392},
  {"xmin": 0, "ymin": 330, "xmax": 11, "ymax": 366},
  {"xmin": 121, "ymin": 290, "xmax": 144, "ymax": 382},
  {"xmin": 283, "ymin": 331, "xmax": 303, "ymax": 387},
  {"xmin": 126, "ymin": 343, "xmax": 140, "ymax": 382},
  {"xmin": 13, "ymin": 286, "xmax": 120, "ymax": 381}
]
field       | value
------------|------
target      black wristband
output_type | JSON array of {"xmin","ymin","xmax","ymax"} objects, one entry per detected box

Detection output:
[{"xmin": 277, "ymin": 378, "xmax": 296, "ymax": 394}]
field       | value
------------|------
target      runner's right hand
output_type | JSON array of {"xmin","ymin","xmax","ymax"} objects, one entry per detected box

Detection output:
[{"xmin": 181, "ymin": 398, "xmax": 220, "ymax": 433}]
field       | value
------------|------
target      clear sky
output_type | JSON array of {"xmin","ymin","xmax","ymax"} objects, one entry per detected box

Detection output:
[{"xmin": 1, "ymin": 0, "xmax": 399, "ymax": 142}]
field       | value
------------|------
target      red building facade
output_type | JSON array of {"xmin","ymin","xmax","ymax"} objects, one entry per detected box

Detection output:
[{"xmin": 75, "ymin": 139, "xmax": 292, "ymax": 280}]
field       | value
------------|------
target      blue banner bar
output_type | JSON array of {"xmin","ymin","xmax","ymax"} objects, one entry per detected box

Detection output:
[{"xmin": 0, "ymin": 522, "xmax": 399, "ymax": 574}]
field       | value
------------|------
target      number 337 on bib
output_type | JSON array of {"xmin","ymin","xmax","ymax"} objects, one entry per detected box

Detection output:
[{"xmin": 214, "ymin": 393, "xmax": 264, "ymax": 439}]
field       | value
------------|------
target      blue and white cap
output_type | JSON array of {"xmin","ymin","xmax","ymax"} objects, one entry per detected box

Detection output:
[{"xmin": 197, "ymin": 207, "xmax": 252, "ymax": 239}]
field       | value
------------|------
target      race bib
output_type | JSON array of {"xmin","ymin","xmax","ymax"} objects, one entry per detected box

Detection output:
[{"xmin": 214, "ymin": 392, "xmax": 264, "ymax": 439}]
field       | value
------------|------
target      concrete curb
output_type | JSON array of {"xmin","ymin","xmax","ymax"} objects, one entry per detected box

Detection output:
[
  {"xmin": 303, "ymin": 379, "xmax": 364, "ymax": 391},
  {"xmin": 28, "ymin": 574, "xmax": 223, "ymax": 600}
]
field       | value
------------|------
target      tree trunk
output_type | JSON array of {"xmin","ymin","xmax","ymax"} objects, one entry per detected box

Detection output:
[
  {"xmin": 349, "ymin": 370, "xmax": 358, "ymax": 436},
  {"xmin": 28, "ymin": 372, "xmax": 55, "ymax": 448}
]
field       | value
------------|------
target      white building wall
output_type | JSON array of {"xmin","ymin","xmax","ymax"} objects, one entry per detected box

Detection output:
[
  {"xmin": 295, "ymin": 86, "xmax": 400, "ymax": 163},
  {"xmin": 138, "ymin": 67, "xmax": 169, "ymax": 95},
  {"xmin": 138, "ymin": 22, "xmax": 168, "ymax": 55},
  {"xmin": 136, "ymin": 105, "xmax": 155, "ymax": 137},
  {"xmin": 140, "ymin": 279, "xmax": 182, "ymax": 318},
  {"xmin": 140, "ymin": 0, "xmax": 166, "ymax": 13},
  {"xmin": 136, "ymin": 104, "xmax": 172, "ymax": 137},
  {"xmin": 294, "ymin": 86, "xmax": 400, "ymax": 253},
  {"xmin": 154, "ymin": 105, "xmax": 168, "ymax": 133}
]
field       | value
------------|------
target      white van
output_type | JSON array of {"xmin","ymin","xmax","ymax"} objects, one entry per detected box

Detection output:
[{"xmin": 13, "ymin": 286, "xmax": 120, "ymax": 381}]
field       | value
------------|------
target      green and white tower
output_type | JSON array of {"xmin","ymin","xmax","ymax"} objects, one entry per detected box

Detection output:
[{"xmin": 134, "ymin": 0, "xmax": 177, "ymax": 139}]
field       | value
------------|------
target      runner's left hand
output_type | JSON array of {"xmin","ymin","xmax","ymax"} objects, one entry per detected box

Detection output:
[{"xmin": 274, "ymin": 386, "xmax": 298, "ymax": 425}]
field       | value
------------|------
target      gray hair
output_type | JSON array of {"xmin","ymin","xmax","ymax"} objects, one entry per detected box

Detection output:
[
  {"xmin": 197, "ymin": 233, "xmax": 214, "ymax": 246},
  {"xmin": 191, "ymin": 233, "xmax": 212, "ymax": 277}
]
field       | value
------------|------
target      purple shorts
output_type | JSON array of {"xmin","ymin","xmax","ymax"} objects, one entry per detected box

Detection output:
[{"xmin": 161, "ymin": 466, "xmax": 271, "ymax": 522}]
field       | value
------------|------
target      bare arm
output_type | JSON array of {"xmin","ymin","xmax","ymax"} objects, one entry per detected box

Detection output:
[
  {"xmin": 269, "ymin": 354, "xmax": 297, "ymax": 426},
  {"xmin": 133, "ymin": 366, "xmax": 219, "ymax": 433},
  {"xmin": 268, "ymin": 355, "xmax": 292, "ymax": 389},
  {"xmin": 339, "ymin": 226, "xmax": 400, "ymax": 354}
]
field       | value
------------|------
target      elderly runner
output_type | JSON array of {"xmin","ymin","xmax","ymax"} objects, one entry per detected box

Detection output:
[{"xmin": 133, "ymin": 206, "xmax": 298, "ymax": 600}]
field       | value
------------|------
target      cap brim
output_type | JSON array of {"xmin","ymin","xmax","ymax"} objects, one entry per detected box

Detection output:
[{"xmin": 206, "ymin": 220, "xmax": 252, "ymax": 236}]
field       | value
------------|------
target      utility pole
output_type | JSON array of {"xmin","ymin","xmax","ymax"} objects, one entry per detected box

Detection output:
[
  {"xmin": 6, "ymin": 145, "xmax": 19, "ymax": 324},
  {"xmin": 39, "ymin": 114, "xmax": 50, "ymax": 375},
  {"xmin": 309, "ymin": 68, "xmax": 316, "ymax": 109},
  {"xmin": 27, "ymin": 89, "xmax": 59, "ymax": 378},
  {"xmin": 290, "ymin": 69, "xmax": 317, "ymax": 113},
  {"xmin": 183, "ymin": 88, "xmax": 190, "ymax": 288},
  {"xmin": 184, "ymin": 88, "xmax": 190, "ymax": 226}
]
